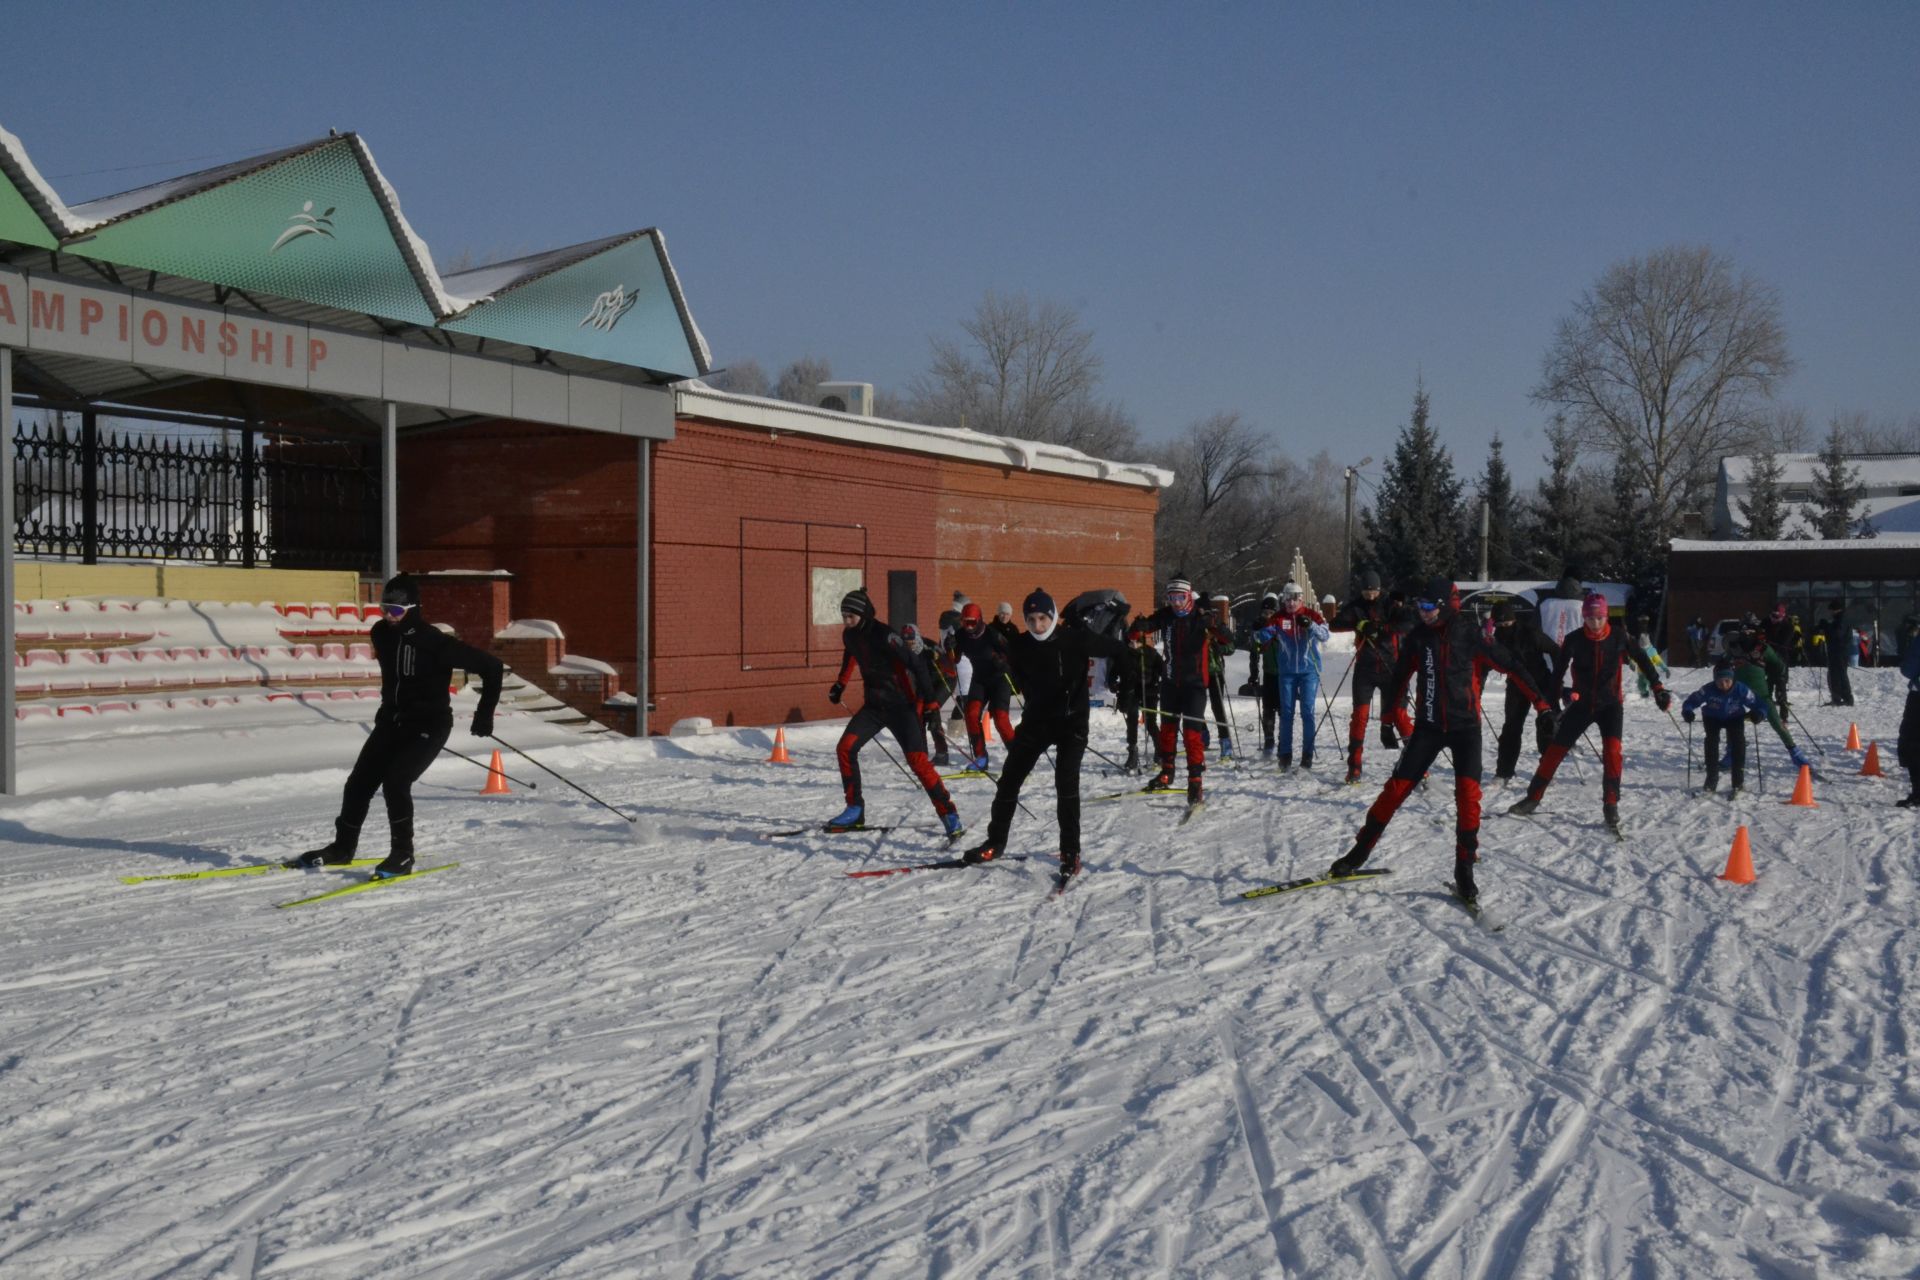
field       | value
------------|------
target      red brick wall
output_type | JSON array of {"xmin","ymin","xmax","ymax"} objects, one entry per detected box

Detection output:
[{"xmin": 401, "ymin": 415, "xmax": 1159, "ymax": 734}]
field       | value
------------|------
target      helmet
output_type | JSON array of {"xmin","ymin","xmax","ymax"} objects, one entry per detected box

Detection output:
[{"xmin": 1280, "ymin": 581, "xmax": 1303, "ymax": 600}]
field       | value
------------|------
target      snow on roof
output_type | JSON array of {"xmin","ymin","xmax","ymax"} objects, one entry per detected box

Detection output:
[
  {"xmin": 1670, "ymin": 534, "xmax": 1920, "ymax": 552},
  {"xmin": 0, "ymin": 122, "xmax": 83, "ymax": 238},
  {"xmin": 1721, "ymin": 451, "xmax": 1920, "ymax": 488},
  {"xmin": 65, "ymin": 138, "xmax": 326, "ymax": 226},
  {"xmin": 675, "ymin": 384, "xmax": 1174, "ymax": 491}
]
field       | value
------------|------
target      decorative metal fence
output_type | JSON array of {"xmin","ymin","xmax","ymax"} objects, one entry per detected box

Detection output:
[{"xmin": 13, "ymin": 417, "xmax": 380, "ymax": 570}]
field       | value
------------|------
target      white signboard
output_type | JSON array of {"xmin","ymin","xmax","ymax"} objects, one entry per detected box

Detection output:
[{"xmin": 811, "ymin": 568, "xmax": 864, "ymax": 626}]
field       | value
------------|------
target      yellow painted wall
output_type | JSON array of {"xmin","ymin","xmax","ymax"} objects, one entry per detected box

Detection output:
[{"xmin": 14, "ymin": 562, "xmax": 362, "ymax": 604}]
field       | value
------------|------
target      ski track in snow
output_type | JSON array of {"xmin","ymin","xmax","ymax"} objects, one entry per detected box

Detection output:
[{"xmin": 2, "ymin": 675, "xmax": 1918, "ymax": 1276}]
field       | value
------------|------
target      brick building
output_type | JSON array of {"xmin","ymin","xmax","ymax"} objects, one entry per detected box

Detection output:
[
  {"xmin": 1665, "ymin": 536, "xmax": 1920, "ymax": 664},
  {"xmin": 400, "ymin": 386, "xmax": 1169, "ymax": 732}
]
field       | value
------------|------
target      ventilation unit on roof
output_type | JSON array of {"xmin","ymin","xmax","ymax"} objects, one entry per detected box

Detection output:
[{"xmin": 815, "ymin": 381, "xmax": 874, "ymax": 416}]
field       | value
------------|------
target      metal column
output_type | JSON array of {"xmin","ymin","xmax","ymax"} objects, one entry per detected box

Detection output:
[
  {"xmin": 2, "ymin": 348, "xmax": 16, "ymax": 794},
  {"xmin": 381, "ymin": 401, "xmax": 398, "ymax": 582},
  {"xmin": 637, "ymin": 437, "xmax": 651, "ymax": 737}
]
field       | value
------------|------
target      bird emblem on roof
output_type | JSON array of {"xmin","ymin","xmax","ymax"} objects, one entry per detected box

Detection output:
[{"xmin": 271, "ymin": 202, "xmax": 336, "ymax": 254}]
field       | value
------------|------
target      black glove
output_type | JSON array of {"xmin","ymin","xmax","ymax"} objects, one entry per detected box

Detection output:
[
  {"xmin": 828, "ymin": 682, "xmax": 845, "ymax": 705},
  {"xmin": 1538, "ymin": 709, "xmax": 1558, "ymax": 738},
  {"xmin": 471, "ymin": 709, "xmax": 494, "ymax": 738},
  {"xmin": 1653, "ymin": 687, "xmax": 1672, "ymax": 712},
  {"xmin": 1682, "ymin": 710, "xmax": 1695, "ymax": 724},
  {"xmin": 1748, "ymin": 710, "xmax": 1763, "ymax": 723}
]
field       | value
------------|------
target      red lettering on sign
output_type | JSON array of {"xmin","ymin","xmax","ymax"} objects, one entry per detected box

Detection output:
[
  {"xmin": 118, "ymin": 304, "xmax": 128, "ymax": 341},
  {"xmin": 32, "ymin": 290, "xmax": 66, "ymax": 331},
  {"xmin": 180, "ymin": 316, "xmax": 205, "ymax": 354},
  {"xmin": 0, "ymin": 282, "xmax": 14, "ymax": 326},
  {"xmin": 284, "ymin": 334, "xmax": 294, "ymax": 368},
  {"xmin": 141, "ymin": 309, "xmax": 167, "ymax": 347},
  {"xmin": 307, "ymin": 338, "xmax": 328, "ymax": 371},
  {"xmin": 250, "ymin": 328, "xmax": 274, "ymax": 365},
  {"xmin": 79, "ymin": 298, "xmax": 104, "ymax": 335},
  {"xmin": 218, "ymin": 321, "xmax": 238, "ymax": 358}
]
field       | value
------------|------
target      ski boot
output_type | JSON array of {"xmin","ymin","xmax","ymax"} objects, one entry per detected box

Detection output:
[
  {"xmin": 1123, "ymin": 745, "xmax": 1140, "ymax": 773},
  {"xmin": 1702, "ymin": 771, "xmax": 1719, "ymax": 794},
  {"xmin": 1144, "ymin": 767, "xmax": 1175, "ymax": 793},
  {"xmin": 1277, "ymin": 754, "xmax": 1292, "ymax": 773},
  {"xmin": 1220, "ymin": 738, "xmax": 1235, "ymax": 760},
  {"xmin": 932, "ymin": 747, "xmax": 952, "ymax": 767},
  {"xmin": 1056, "ymin": 851, "xmax": 1081, "ymax": 887},
  {"xmin": 282, "ymin": 820, "xmax": 360, "ymax": 870},
  {"xmin": 1328, "ymin": 845, "xmax": 1370, "ymax": 880},
  {"xmin": 942, "ymin": 812, "xmax": 966, "ymax": 840},
  {"xmin": 1602, "ymin": 803, "xmax": 1620, "ymax": 833},
  {"xmin": 961, "ymin": 841, "xmax": 999, "ymax": 864},
  {"xmin": 371, "ymin": 852, "xmax": 414, "ymax": 880},
  {"xmin": 1728, "ymin": 783, "xmax": 1744, "ymax": 797},
  {"xmin": 1507, "ymin": 796, "xmax": 1541, "ymax": 816},
  {"xmin": 825, "ymin": 803, "xmax": 865, "ymax": 833},
  {"xmin": 1896, "ymin": 793, "xmax": 1920, "ymax": 809},
  {"xmin": 1262, "ymin": 742, "xmax": 1275, "ymax": 759},
  {"xmin": 1183, "ymin": 776, "xmax": 1205, "ymax": 821},
  {"xmin": 1345, "ymin": 766, "xmax": 1362, "ymax": 785},
  {"xmin": 968, "ymin": 754, "xmax": 990, "ymax": 773},
  {"xmin": 1300, "ymin": 751, "xmax": 1314, "ymax": 770},
  {"xmin": 1453, "ymin": 858, "xmax": 1479, "ymax": 906}
]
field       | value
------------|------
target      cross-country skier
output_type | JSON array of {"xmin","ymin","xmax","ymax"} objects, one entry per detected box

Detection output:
[
  {"xmin": 1538, "ymin": 574, "xmax": 1585, "ymax": 649},
  {"xmin": 1246, "ymin": 591, "xmax": 1280, "ymax": 750},
  {"xmin": 1128, "ymin": 576, "xmax": 1234, "ymax": 809},
  {"xmin": 285, "ymin": 575, "xmax": 504, "ymax": 878},
  {"xmin": 1328, "ymin": 577, "xmax": 1553, "ymax": 905},
  {"xmin": 1507, "ymin": 592, "xmax": 1671, "ymax": 833},
  {"xmin": 1110, "ymin": 630, "xmax": 1165, "ymax": 772},
  {"xmin": 1681, "ymin": 660, "xmax": 1765, "ymax": 794},
  {"xmin": 946, "ymin": 602, "xmax": 1017, "ymax": 771},
  {"xmin": 1204, "ymin": 592, "xmax": 1237, "ymax": 759},
  {"xmin": 1731, "ymin": 630, "xmax": 1812, "ymax": 772},
  {"xmin": 1255, "ymin": 582, "xmax": 1329, "ymax": 770},
  {"xmin": 900, "ymin": 624, "xmax": 954, "ymax": 767},
  {"xmin": 1331, "ymin": 570, "xmax": 1411, "ymax": 782},
  {"xmin": 962, "ymin": 588, "xmax": 1132, "ymax": 883},
  {"xmin": 827, "ymin": 589, "xmax": 963, "ymax": 836},
  {"xmin": 990, "ymin": 602, "xmax": 1020, "ymax": 645},
  {"xmin": 1491, "ymin": 601, "xmax": 1560, "ymax": 782}
]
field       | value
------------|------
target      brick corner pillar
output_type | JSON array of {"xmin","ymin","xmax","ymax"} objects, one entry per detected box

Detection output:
[{"xmin": 417, "ymin": 571, "xmax": 514, "ymax": 650}]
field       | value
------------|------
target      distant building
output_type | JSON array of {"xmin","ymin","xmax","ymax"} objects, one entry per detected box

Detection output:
[
  {"xmin": 1713, "ymin": 452, "xmax": 1920, "ymax": 538},
  {"xmin": 1664, "ymin": 536, "xmax": 1920, "ymax": 665}
]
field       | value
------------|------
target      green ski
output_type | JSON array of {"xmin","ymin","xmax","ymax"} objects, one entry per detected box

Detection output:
[
  {"xmin": 276, "ymin": 862, "xmax": 459, "ymax": 909},
  {"xmin": 122, "ymin": 859, "xmax": 382, "ymax": 885}
]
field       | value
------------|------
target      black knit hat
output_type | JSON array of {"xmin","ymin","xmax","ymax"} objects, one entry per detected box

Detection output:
[
  {"xmin": 1713, "ymin": 658, "xmax": 1736, "ymax": 677},
  {"xmin": 380, "ymin": 574, "xmax": 420, "ymax": 608},
  {"xmin": 1022, "ymin": 586, "xmax": 1056, "ymax": 618},
  {"xmin": 840, "ymin": 587, "xmax": 874, "ymax": 619},
  {"xmin": 1360, "ymin": 569, "xmax": 1382, "ymax": 591},
  {"xmin": 1419, "ymin": 576, "xmax": 1453, "ymax": 607}
]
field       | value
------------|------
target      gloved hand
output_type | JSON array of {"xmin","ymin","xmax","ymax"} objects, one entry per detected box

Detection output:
[
  {"xmin": 828, "ymin": 682, "xmax": 845, "ymax": 705},
  {"xmin": 1653, "ymin": 687, "xmax": 1672, "ymax": 712},
  {"xmin": 471, "ymin": 709, "xmax": 494, "ymax": 738},
  {"xmin": 1682, "ymin": 710, "xmax": 1696, "ymax": 724},
  {"xmin": 1748, "ymin": 710, "xmax": 1763, "ymax": 723},
  {"xmin": 1533, "ymin": 699, "xmax": 1552, "ymax": 715},
  {"xmin": 1538, "ymin": 709, "xmax": 1558, "ymax": 738}
]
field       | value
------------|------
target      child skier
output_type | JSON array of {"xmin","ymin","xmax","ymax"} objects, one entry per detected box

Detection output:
[
  {"xmin": 1508, "ymin": 592, "xmax": 1671, "ymax": 833},
  {"xmin": 1682, "ymin": 661, "xmax": 1766, "ymax": 795},
  {"xmin": 1731, "ymin": 630, "xmax": 1812, "ymax": 772},
  {"xmin": 1332, "ymin": 570, "xmax": 1411, "ymax": 782},
  {"xmin": 1128, "ymin": 577, "xmax": 1234, "ymax": 809},
  {"xmin": 962, "ymin": 588, "xmax": 1132, "ymax": 885},
  {"xmin": 945, "ymin": 601, "xmax": 1016, "ymax": 771},
  {"xmin": 1110, "ymin": 633, "xmax": 1166, "ymax": 773},
  {"xmin": 827, "ymin": 589, "xmax": 963, "ymax": 837},
  {"xmin": 1256, "ymin": 582, "xmax": 1330, "ymax": 770},
  {"xmin": 899, "ymin": 624, "xmax": 954, "ymax": 767},
  {"xmin": 1491, "ymin": 601, "xmax": 1560, "ymax": 782},
  {"xmin": 1204, "ymin": 593, "xmax": 1237, "ymax": 759}
]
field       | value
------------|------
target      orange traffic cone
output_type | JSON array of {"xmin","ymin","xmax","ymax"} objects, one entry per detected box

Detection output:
[
  {"xmin": 481, "ymin": 749, "xmax": 512, "ymax": 795},
  {"xmin": 1860, "ymin": 741, "xmax": 1885, "ymax": 777},
  {"xmin": 981, "ymin": 712, "xmax": 994, "ymax": 745},
  {"xmin": 1845, "ymin": 723, "xmax": 1862, "ymax": 750},
  {"xmin": 767, "ymin": 726, "xmax": 792, "ymax": 764},
  {"xmin": 1784, "ymin": 763, "xmax": 1818, "ymax": 808},
  {"xmin": 1719, "ymin": 826, "xmax": 1756, "ymax": 884}
]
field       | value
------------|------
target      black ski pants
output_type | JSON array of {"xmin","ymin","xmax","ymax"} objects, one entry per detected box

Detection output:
[
  {"xmin": 1827, "ymin": 659, "xmax": 1854, "ymax": 706},
  {"xmin": 1495, "ymin": 680, "xmax": 1552, "ymax": 778},
  {"xmin": 337, "ymin": 715, "xmax": 453, "ymax": 854},
  {"xmin": 1207, "ymin": 678, "xmax": 1233, "ymax": 747},
  {"xmin": 1528, "ymin": 701, "xmax": 1627, "ymax": 806},
  {"xmin": 985, "ymin": 715, "xmax": 1087, "ymax": 858},
  {"xmin": 1898, "ymin": 690, "xmax": 1920, "ymax": 796},
  {"xmin": 836, "ymin": 700, "xmax": 954, "ymax": 817},
  {"xmin": 1702, "ymin": 717, "xmax": 1747, "ymax": 788},
  {"xmin": 1117, "ymin": 685, "xmax": 1159, "ymax": 753}
]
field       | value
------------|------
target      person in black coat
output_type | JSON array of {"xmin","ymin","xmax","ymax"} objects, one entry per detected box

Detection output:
[
  {"xmin": 1128, "ymin": 577, "xmax": 1234, "ymax": 805},
  {"xmin": 1109, "ymin": 636, "xmax": 1166, "ymax": 772},
  {"xmin": 1491, "ymin": 601, "xmax": 1560, "ymax": 780},
  {"xmin": 963, "ymin": 587, "xmax": 1132, "ymax": 884},
  {"xmin": 1817, "ymin": 600, "xmax": 1855, "ymax": 706},
  {"xmin": 1331, "ymin": 570, "xmax": 1412, "ymax": 781},
  {"xmin": 286, "ymin": 574, "xmax": 504, "ymax": 877},
  {"xmin": 828, "ymin": 589, "xmax": 962, "ymax": 835}
]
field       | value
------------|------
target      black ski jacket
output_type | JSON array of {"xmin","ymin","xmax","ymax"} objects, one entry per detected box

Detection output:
[
  {"xmin": 1008, "ymin": 623, "xmax": 1130, "ymax": 725},
  {"xmin": 374, "ymin": 614, "xmax": 504, "ymax": 730},
  {"xmin": 1332, "ymin": 595, "xmax": 1400, "ymax": 679},
  {"xmin": 945, "ymin": 625, "xmax": 1013, "ymax": 690},
  {"xmin": 1108, "ymin": 641, "xmax": 1167, "ymax": 697},
  {"xmin": 1390, "ymin": 607, "xmax": 1547, "ymax": 732},
  {"xmin": 1492, "ymin": 620, "xmax": 1560, "ymax": 708},
  {"xmin": 1128, "ymin": 607, "xmax": 1230, "ymax": 688},
  {"xmin": 1552, "ymin": 623, "xmax": 1665, "ymax": 710},
  {"xmin": 836, "ymin": 619, "xmax": 927, "ymax": 708}
]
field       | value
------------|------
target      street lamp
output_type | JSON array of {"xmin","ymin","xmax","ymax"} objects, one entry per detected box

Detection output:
[{"xmin": 1343, "ymin": 457, "xmax": 1373, "ymax": 592}]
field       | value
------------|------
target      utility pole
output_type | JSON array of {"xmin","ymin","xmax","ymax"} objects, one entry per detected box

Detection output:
[
  {"xmin": 1342, "ymin": 456, "xmax": 1372, "ymax": 593},
  {"xmin": 1478, "ymin": 498, "xmax": 1490, "ymax": 582}
]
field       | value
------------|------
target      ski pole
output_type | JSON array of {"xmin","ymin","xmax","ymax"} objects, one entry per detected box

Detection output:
[
  {"xmin": 1685, "ymin": 718, "xmax": 1692, "ymax": 791},
  {"xmin": 488, "ymin": 735, "xmax": 634, "ymax": 823},
  {"xmin": 1786, "ymin": 705, "xmax": 1827, "ymax": 757},
  {"xmin": 440, "ymin": 743, "xmax": 538, "ymax": 790},
  {"xmin": 1313, "ymin": 648, "xmax": 1359, "ymax": 748},
  {"xmin": 877, "ymin": 732, "xmax": 1034, "ymax": 821}
]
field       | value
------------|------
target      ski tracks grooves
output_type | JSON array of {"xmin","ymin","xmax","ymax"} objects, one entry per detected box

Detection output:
[{"xmin": 1215, "ymin": 1016, "xmax": 1305, "ymax": 1274}]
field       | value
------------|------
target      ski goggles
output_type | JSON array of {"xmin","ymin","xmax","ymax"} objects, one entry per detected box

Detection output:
[
  {"xmin": 1415, "ymin": 598, "xmax": 1441, "ymax": 612},
  {"xmin": 379, "ymin": 602, "xmax": 415, "ymax": 619},
  {"xmin": 1165, "ymin": 589, "xmax": 1194, "ymax": 609}
]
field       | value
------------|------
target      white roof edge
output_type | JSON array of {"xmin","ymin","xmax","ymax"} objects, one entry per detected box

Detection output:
[
  {"xmin": 347, "ymin": 135, "xmax": 464, "ymax": 318},
  {"xmin": 674, "ymin": 385, "xmax": 1174, "ymax": 489},
  {"xmin": 650, "ymin": 229, "xmax": 712, "ymax": 375},
  {"xmin": 1670, "ymin": 534, "xmax": 1920, "ymax": 551},
  {"xmin": 0, "ymin": 123, "xmax": 83, "ymax": 238}
]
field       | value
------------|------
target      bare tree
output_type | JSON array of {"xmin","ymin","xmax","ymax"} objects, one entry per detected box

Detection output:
[
  {"xmin": 1534, "ymin": 246, "xmax": 1792, "ymax": 543},
  {"xmin": 907, "ymin": 291, "xmax": 1139, "ymax": 457},
  {"xmin": 774, "ymin": 357, "xmax": 833, "ymax": 405},
  {"xmin": 1827, "ymin": 409, "xmax": 1920, "ymax": 454},
  {"xmin": 1756, "ymin": 404, "xmax": 1810, "ymax": 453},
  {"xmin": 707, "ymin": 359, "xmax": 770, "ymax": 397}
]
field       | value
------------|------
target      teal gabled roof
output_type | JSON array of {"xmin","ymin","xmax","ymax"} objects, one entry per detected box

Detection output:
[{"xmin": 0, "ymin": 123, "xmax": 710, "ymax": 379}]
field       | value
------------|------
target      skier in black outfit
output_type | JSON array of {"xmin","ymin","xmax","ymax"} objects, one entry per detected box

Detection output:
[
  {"xmin": 900, "ymin": 624, "xmax": 953, "ymax": 766},
  {"xmin": 1897, "ymin": 621, "xmax": 1920, "ymax": 808},
  {"xmin": 1128, "ymin": 577, "xmax": 1234, "ymax": 808},
  {"xmin": 1818, "ymin": 601, "xmax": 1855, "ymax": 706},
  {"xmin": 946, "ymin": 601, "xmax": 1017, "ymax": 770},
  {"xmin": 286, "ymin": 575, "xmax": 504, "ymax": 878},
  {"xmin": 1332, "ymin": 570, "xmax": 1412, "ymax": 782},
  {"xmin": 1330, "ymin": 577, "xmax": 1552, "ymax": 905},
  {"xmin": 1109, "ymin": 637, "xmax": 1165, "ymax": 772},
  {"xmin": 828, "ymin": 588, "xmax": 963, "ymax": 836},
  {"xmin": 963, "ymin": 588, "xmax": 1132, "ymax": 882},
  {"xmin": 1491, "ymin": 601, "xmax": 1561, "ymax": 781}
]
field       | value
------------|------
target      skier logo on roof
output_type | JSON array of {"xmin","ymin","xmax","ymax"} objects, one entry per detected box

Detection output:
[
  {"xmin": 580, "ymin": 284, "xmax": 640, "ymax": 332},
  {"xmin": 270, "ymin": 202, "xmax": 336, "ymax": 254}
]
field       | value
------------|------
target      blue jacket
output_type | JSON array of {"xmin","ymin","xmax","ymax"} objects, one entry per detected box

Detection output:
[
  {"xmin": 1255, "ymin": 610, "xmax": 1331, "ymax": 679},
  {"xmin": 1902, "ymin": 633, "xmax": 1920, "ymax": 691},
  {"xmin": 1681, "ymin": 678, "xmax": 1768, "ymax": 724}
]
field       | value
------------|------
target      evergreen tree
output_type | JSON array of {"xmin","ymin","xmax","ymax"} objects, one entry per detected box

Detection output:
[
  {"xmin": 1522, "ymin": 417, "xmax": 1597, "ymax": 579},
  {"xmin": 1598, "ymin": 456, "xmax": 1662, "ymax": 598},
  {"xmin": 1801, "ymin": 425, "xmax": 1868, "ymax": 538},
  {"xmin": 1476, "ymin": 435, "xmax": 1519, "ymax": 577},
  {"xmin": 1360, "ymin": 381, "xmax": 1466, "ymax": 586},
  {"xmin": 1736, "ymin": 449, "xmax": 1787, "ymax": 540}
]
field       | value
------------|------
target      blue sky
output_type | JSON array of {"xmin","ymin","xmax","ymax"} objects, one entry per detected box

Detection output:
[{"xmin": 7, "ymin": 2, "xmax": 1917, "ymax": 483}]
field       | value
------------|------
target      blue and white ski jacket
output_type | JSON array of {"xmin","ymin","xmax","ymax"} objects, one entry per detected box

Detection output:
[
  {"xmin": 1681, "ymin": 678, "xmax": 1768, "ymax": 724},
  {"xmin": 1254, "ymin": 610, "xmax": 1331, "ymax": 679}
]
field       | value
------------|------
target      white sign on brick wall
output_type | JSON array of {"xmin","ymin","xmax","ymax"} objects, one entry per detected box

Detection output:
[{"xmin": 811, "ymin": 568, "xmax": 864, "ymax": 626}]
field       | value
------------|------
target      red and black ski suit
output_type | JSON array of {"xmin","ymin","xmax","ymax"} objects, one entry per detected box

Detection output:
[
  {"xmin": 1128, "ymin": 606, "xmax": 1232, "ymax": 795},
  {"xmin": 1332, "ymin": 593, "xmax": 1413, "ymax": 774},
  {"xmin": 946, "ymin": 624, "xmax": 1016, "ymax": 759},
  {"xmin": 832, "ymin": 619, "xmax": 956, "ymax": 818},
  {"xmin": 1350, "ymin": 608, "xmax": 1549, "ymax": 865},
  {"xmin": 1522, "ymin": 621, "xmax": 1667, "ymax": 809}
]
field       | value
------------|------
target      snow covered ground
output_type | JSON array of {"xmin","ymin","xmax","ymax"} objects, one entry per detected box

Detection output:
[{"xmin": 2, "ymin": 667, "xmax": 1917, "ymax": 1278}]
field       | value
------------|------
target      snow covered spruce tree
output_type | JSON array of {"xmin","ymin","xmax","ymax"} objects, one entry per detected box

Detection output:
[
  {"xmin": 1802, "ymin": 422, "xmax": 1871, "ymax": 538},
  {"xmin": 1476, "ymin": 434, "xmax": 1521, "ymax": 577},
  {"xmin": 1362, "ymin": 381, "xmax": 1466, "ymax": 586},
  {"xmin": 1738, "ymin": 448, "xmax": 1789, "ymax": 540}
]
